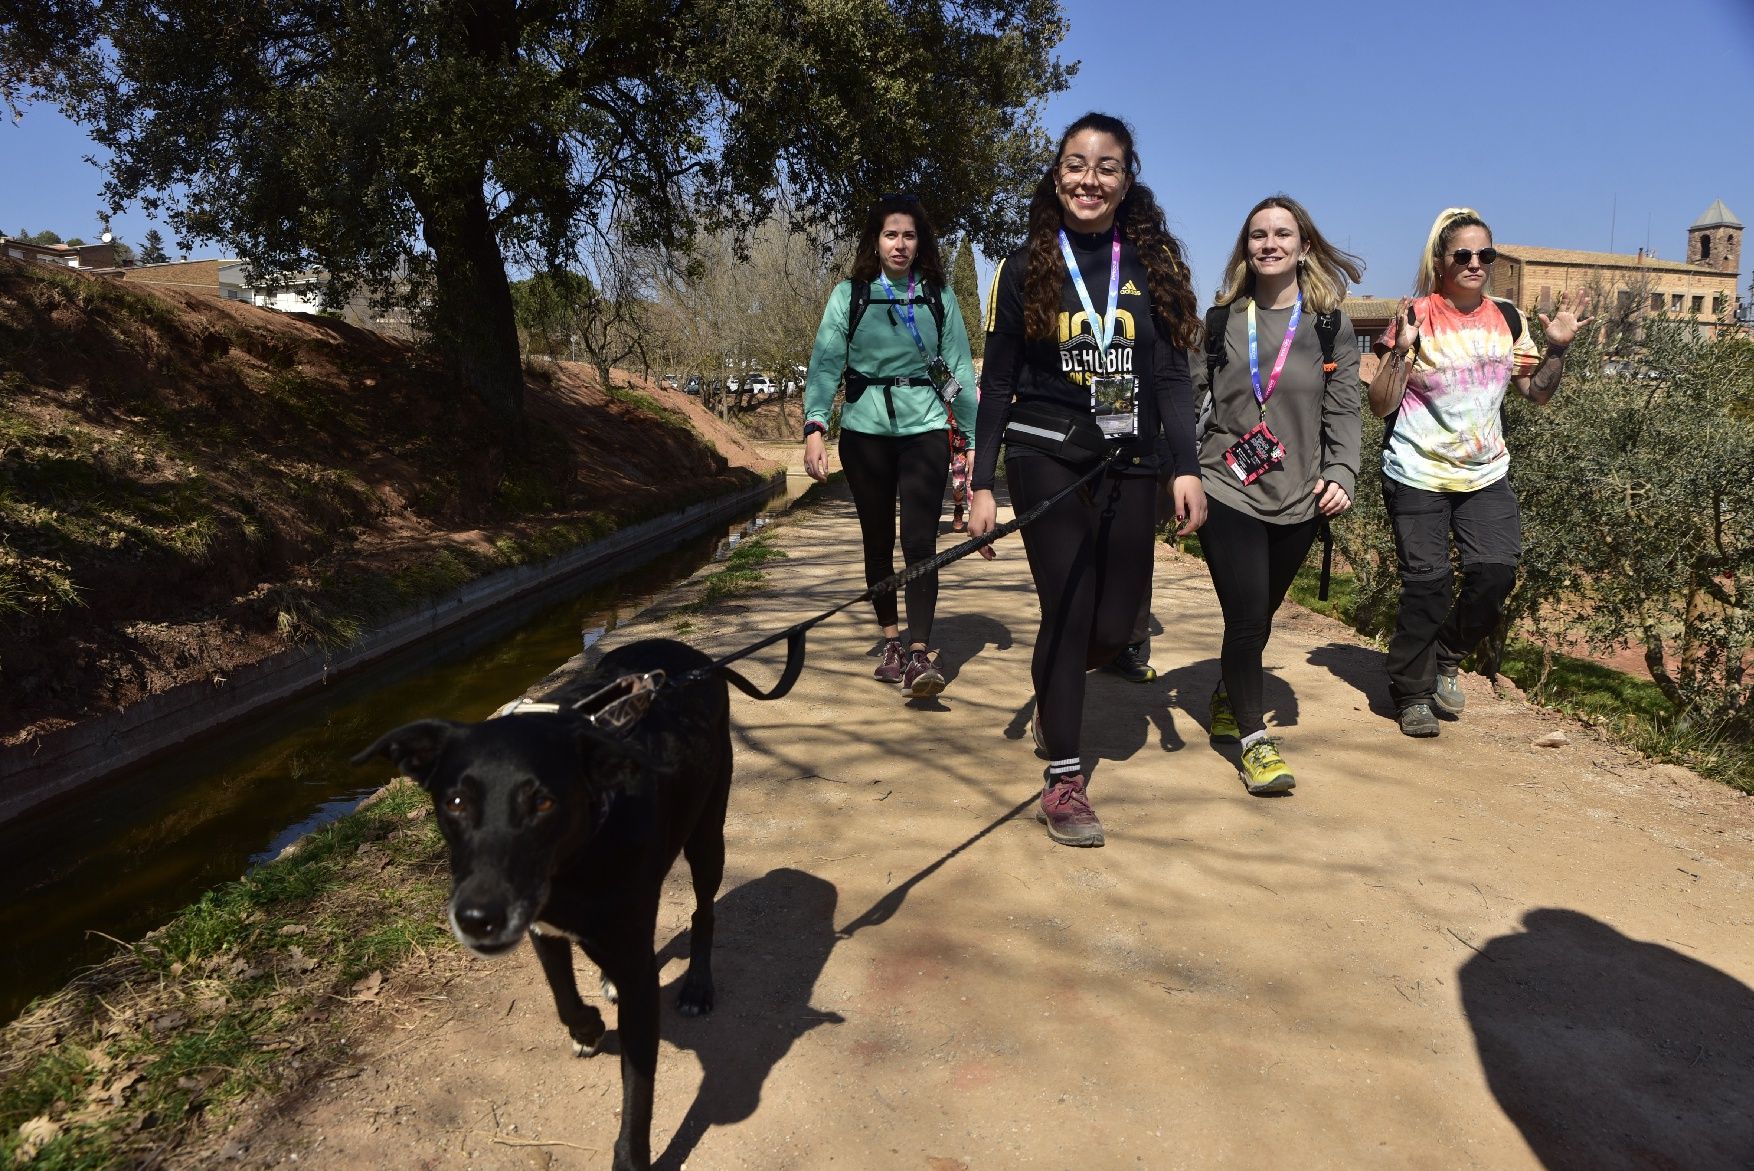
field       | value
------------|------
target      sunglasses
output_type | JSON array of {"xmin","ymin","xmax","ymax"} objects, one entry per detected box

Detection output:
[{"xmin": 1449, "ymin": 247, "xmax": 1499, "ymax": 267}]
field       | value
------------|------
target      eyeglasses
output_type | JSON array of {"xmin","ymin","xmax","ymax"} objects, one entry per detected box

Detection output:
[
  {"xmin": 1057, "ymin": 158, "xmax": 1127, "ymax": 185},
  {"xmin": 1449, "ymin": 247, "xmax": 1499, "ymax": 267}
]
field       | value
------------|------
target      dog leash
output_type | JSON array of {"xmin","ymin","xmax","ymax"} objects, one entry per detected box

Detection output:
[
  {"xmin": 540, "ymin": 452, "xmax": 1129, "ymax": 735},
  {"xmin": 662, "ymin": 449, "xmax": 1131, "ymax": 703}
]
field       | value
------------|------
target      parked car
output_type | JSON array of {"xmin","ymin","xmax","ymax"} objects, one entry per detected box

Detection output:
[
  {"xmin": 684, "ymin": 376, "xmax": 702, "ymax": 396},
  {"xmin": 659, "ymin": 373, "xmax": 681, "ymax": 390},
  {"xmin": 745, "ymin": 374, "xmax": 778, "ymax": 398}
]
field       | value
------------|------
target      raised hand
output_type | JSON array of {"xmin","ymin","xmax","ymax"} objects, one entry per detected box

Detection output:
[
  {"xmin": 1539, "ymin": 290, "xmax": 1595, "ymax": 348},
  {"xmin": 1392, "ymin": 297, "xmax": 1420, "ymax": 355}
]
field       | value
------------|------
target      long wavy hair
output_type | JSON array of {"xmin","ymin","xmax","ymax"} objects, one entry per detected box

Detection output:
[
  {"xmin": 1021, "ymin": 112, "xmax": 1199, "ymax": 348},
  {"xmin": 1213, "ymin": 195, "xmax": 1364, "ymax": 315},
  {"xmin": 1415, "ymin": 207, "xmax": 1491, "ymax": 296},
  {"xmin": 849, "ymin": 194, "xmax": 947, "ymax": 288}
]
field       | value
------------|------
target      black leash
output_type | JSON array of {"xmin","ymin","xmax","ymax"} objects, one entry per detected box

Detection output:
[{"xmin": 669, "ymin": 450, "xmax": 1129, "ymax": 701}]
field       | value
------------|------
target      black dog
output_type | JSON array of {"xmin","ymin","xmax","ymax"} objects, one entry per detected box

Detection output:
[{"xmin": 355, "ymin": 637, "xmax": 751, "ymax": 1171}]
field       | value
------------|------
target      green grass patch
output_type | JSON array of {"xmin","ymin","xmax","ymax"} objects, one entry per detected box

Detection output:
[
  {"xmin": 607, "ymin": 386, "xmax": 694, "ymax": 436},
  {"xmin": 0, "ymin": 780, "xmax": 449, "ymax": 1168},
  {"xmin": 1279, "ymin": 554, "xmax": 1754, "ymax": 796},
  {"xmin": 673, "ymin": 532, "xmax": 787, "ymax": 613}
]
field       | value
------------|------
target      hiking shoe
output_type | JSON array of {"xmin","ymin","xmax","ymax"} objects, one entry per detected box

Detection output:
[
  {"xmin": 1208, "ymin": 689, "xmax": 1241, "ymax": 744},
  {"xmin": 1103, "ymin": 641, "xmax": 1156, "ymax": 683},
  {"xmin": 1035, "ymin": 772, "xmax": 1105, "ymax": 847},
  {"xmin": 1238, "ymin": 738, "xmax": 1296, "ymax": 795},
  {"xmin": 872, "ymin": 638, "xmax": 905, "ymax": 684},
  {"xmin": 1434, "ymin": 672, "xmax": 1466, "ymax": 716},
  {"xmin": 900, "ymin": 649, "xmax": 945, "ymax": 699},
  {"xmin": 1398, "ymin": 702, "xmax": 1440, "ymax": 738}
]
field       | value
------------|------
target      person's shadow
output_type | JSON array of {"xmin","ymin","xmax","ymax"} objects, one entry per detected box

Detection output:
[
  {"xmin": 1306, "ymin": 640, "xmax": 1397, "ymax": 718},
  {"xmin": 652, "ymin": 867, "xmax": 844, "ymax": 1170},
  {"xmin": 1460, "ymin": 909, "xmax": 1754, "ymax": 1170}
]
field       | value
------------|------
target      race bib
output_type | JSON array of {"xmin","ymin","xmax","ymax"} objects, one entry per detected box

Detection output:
[
  {"xmin": 1223, "ymin": 420, "xmax": 1285, "ymax": 485},
  {"xmin": 927, "ymin": 355, "xmax": 961, "ymax": 406},
  {"xmin": 1091, "ymin": 375, "xmax": 1138, "ymax": 440}
]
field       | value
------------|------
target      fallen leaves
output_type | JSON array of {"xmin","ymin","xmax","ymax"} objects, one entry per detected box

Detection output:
[
  {"xmin": 15, "ymin": 1116, "xmax": 62, "ymax": 1162},
  {"xmin": 283, "ymin": 946, "xmax": 319, "ymax": 974}
]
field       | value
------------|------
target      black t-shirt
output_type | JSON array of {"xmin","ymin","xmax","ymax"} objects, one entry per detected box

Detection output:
[{"xmin": 972, "ymin": 228, "xmax": 1195, "ymax": 491}]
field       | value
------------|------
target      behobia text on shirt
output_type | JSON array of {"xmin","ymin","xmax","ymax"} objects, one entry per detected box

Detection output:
[{"xmin": 1059, "ymin": 343, "xmax": 1136, "ymax": 378}]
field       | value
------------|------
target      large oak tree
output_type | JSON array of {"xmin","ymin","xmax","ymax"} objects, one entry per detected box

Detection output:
[{"xmin": 3, "ymin": 0, "xmax": 1072, "ymax": 430}]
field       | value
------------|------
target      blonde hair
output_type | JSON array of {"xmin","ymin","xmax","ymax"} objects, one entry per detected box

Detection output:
[
  {"xmin": 1416, "ymin": 207, "xmax": 1491, "ymax": 296},
  {"xmin": 1213, "ymin": 195, "xmax": 1363, "ymax": 315}
]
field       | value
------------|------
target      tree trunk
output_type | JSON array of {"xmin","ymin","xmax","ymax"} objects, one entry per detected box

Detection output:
[{"xmin": 416, "ymin": 179, "xmax": 525, "ymax": 436}]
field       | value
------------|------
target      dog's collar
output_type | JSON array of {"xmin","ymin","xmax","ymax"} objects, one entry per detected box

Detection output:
[{"xmin": 489, "ymin": 698, "xmax": 562, "ymax": 718}]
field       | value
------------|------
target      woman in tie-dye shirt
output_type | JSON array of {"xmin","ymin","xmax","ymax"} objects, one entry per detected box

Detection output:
[{"xmin": 1368, "ymin": 207, "xmax": 1592, "ymax": 738}]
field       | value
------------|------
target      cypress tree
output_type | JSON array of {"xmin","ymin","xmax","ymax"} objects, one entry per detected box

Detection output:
[{"xmin": 951, "ymin": 237, "xmax": 984, "ymax": 360}]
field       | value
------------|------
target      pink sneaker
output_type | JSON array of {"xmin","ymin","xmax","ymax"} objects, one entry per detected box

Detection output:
[
  {"xmin": 872, "ymin": 638, "xmax": 905, "ymax": 683},
  {"xmin": 900, "ymin": 649, "xmax": 945, "ymax": 698},
  {"xmin": 1035, "ymin": 772, "xmax": 1104, "ymax": 847}
]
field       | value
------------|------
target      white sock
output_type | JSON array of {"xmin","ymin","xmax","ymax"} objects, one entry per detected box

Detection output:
[{"xmin": 1241, "ymin": 729, "xmax": 1269, "ymax": 749}]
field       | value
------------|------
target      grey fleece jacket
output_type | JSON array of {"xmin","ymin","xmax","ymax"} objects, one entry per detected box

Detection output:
[{"xmin": 1196, "ymin": 300, "xmax": 1361, "ymax": 524}]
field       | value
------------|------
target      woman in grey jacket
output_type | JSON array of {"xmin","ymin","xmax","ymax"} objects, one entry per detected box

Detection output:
[{"xmin": 1196, "ymin": 195, "xmax": 1362, "ymax": 794}]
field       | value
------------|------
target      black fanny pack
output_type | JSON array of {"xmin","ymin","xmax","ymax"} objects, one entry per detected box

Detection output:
[{"xmin": 1003, "ymin": 400, "xmax": 1110, "ymax": 467}]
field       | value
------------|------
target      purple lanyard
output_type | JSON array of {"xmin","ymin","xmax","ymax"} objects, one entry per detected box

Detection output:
[
  {"xmin": 1246, "ymin": 292, "xmax": 1303, "ymax": 414},
  {"xmin": 1058, "ymin": 227, "xmax": 1121, "ymax": 369}
]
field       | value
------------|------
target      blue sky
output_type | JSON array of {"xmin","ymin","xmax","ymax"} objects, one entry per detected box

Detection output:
[{"xmin": 5, "ymin": 0, "xmax": 1752, "ymax": 303}]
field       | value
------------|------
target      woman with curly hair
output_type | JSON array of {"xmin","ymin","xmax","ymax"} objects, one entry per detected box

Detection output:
[
  {"xmin": 1196, "ymin": 195, "xmax": 1363, "ymax": 794},
  {"xmin": 803, "ymin": 194, "xmax": 980, "ymax": 700},
  {"xmin": 1369, "ymin": 207, "xmax": 1590, "ymax": 737},
  {"xmin": 966, "ymin": 111, "xmax": 1205, "ymax": 848}
]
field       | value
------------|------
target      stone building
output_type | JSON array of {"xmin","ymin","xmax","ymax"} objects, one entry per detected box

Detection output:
[
  {"xmin": 1490, "ymin": 199, "xmax": 1741, "ymax": 333},
  {"xmin": 1345, "ymin": 200, "xmax": 1744, "ymax": 378}
]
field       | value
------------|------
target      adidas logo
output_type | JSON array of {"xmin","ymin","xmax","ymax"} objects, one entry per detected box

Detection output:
[{"xmin": 1120, "ymin": 279, "xmax": 1141, "ymax": 296}]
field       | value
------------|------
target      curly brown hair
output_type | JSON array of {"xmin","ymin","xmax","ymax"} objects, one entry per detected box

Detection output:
[
  {"xmin": 1021, "ymin": 113, "xmax": 1200, "ymax": 349},
  {"xmin": 849, "ymin": 194, "xmax": 947, "ymax": 288}
]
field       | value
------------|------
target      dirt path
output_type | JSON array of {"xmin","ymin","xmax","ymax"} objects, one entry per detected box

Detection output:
[{"xmin": 201, "ymin": 453, "xmax": 1754, "ymax": 1170}]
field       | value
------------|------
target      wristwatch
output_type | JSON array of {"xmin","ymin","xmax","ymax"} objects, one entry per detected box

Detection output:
[{"xmin": 803, "ymin": 420, "xmax": 827, "ymax": 439}]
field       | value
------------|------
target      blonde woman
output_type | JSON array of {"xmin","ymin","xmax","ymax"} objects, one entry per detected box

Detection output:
[
  {"xmin": 1196, "ymin": 195, "xmax": 1362, "ymax": 793},
  {"xmin": 1368, "ymin": 208, "xmax": 1591, "ymax": 737}
]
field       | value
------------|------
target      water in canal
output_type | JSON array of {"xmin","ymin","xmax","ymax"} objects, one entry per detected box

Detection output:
[{"xmin": 0, "ymin": 482, "xmax": 805, "ymax": 1023}]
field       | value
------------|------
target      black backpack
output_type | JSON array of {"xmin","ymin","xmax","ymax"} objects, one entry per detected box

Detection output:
[
  {"xmin": 842, "ymin": 279, "xmax": 947, "ymax": 405},
  {"xmin": 1202, "ymin": 302, "xmax": 1344, "ymax": 391}
]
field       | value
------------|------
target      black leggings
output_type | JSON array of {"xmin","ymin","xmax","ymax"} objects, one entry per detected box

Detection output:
[
  {"xmin": 1196, "ymin": 497, "xmax": 1321, "ymax": 738},
  {"xmin": 839, "ymin": 428, "xmax": 951, "ymax": 642},
  {"xmin": 1008, "ymin": 454, "xmax": 1157, "ymax": 766}
]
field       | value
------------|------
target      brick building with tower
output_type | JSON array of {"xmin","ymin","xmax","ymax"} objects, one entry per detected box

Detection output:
[{"xmin": 1347, "ymin": 199, "xmax": 1744, "ymax": 379}]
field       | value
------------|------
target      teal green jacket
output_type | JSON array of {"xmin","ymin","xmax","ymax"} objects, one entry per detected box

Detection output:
[{"xmin": 804, "ymin": 277, "xmax": 979, "ymax": 438}]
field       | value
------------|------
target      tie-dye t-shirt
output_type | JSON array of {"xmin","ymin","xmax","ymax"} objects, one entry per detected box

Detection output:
[{"xmin": 1378, "ymin": 295, "xmax": 1540, "ymax": 493}]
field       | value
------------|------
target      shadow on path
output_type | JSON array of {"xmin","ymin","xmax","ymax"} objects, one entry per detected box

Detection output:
[
  {"xmin": 1307, "ymin": 640, "xmax": 1397, "ymax": 718},
  {"xmin": 651, "ymin": 796, "xmax": 1033, "ymax": 1168},
  {"xmin": 654, "ymin": 868, "xmax": 843, "ymax": 1170},
  {"xmin": 1461, "ymin": 909, "xmax": 1754, "ymax": 1171}
]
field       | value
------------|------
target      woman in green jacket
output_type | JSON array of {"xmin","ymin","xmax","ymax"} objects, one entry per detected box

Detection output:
[{"xmin": 803, "ymin": 195, "xmax": 980, "ymax": 699}]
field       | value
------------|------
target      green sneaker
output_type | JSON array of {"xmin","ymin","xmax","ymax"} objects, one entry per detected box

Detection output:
[
  {"xmin": 1208, "ymin": 689, "xmax": 1241, "ymax": 744},
  {"xmin": 1238, "ymin": 738, "xmax": 1296, "ymax": 795}
]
